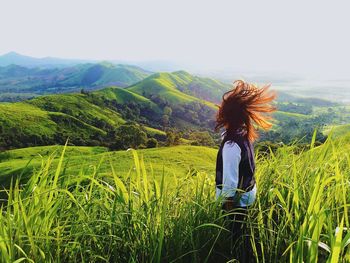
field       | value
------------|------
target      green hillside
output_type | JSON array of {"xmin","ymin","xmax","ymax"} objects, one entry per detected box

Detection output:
[
  {"xmin": 58, "ymin": 63, "xmax": 150, "ymax": 88},
  {"xmin": 0, "ymin": 70, "xmax": 232, "ymax": 150},
  {"xmin": 28, "ymin": 93, "xmax": 125, "ymax": 126},
  {"xmin": 0, "ymin": 102, "xmax": 56, "ymax": 137},
  {"xmin": 0, "ymin": 90, "xmax": 168, "ymax": 150},
  {"xmin": 166, "ymin": 71, "xmax": 229, "ymax": 103},
  {"xmin": 94, "ymin": 86, "xmax": 160, "ymax": 112},
  {"xmin": 0, "ymin": 100, "xmax": 108, "ymax": 149},
  {"xmin": 0, "ymin": 85, "xmax": 339, "ymax": 150},
  {"xmin": 127, "ymin": 72, "xmax": 219, "ymax": 109},
  {"xmin": 1, "ymin": 68, "xmax": 345, "ymax": 150}
]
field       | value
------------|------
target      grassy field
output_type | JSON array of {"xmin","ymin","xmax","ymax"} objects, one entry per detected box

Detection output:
[
  {"xmin": 0, "ymin": 145, "xmax": 216, "ymax": 186},
  {"xmin": 0, "ymin": 134, "xmax": 349, "ymax": 262}
]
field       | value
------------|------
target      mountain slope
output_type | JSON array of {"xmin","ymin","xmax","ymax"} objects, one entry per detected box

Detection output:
[
  {"xmin": 95, "ymin": 86, "xmax": 158, "ymax": 106},
  {"xmin": 57, "ymin": 63, "xmax": 150, "ymax": 88},
  {"xmin": 0, "ymin": 89, "xmax": 166, "ymax": 150},
  {"xmin": 0, "ymin": 75, "xmax": 222, "ymax": 150},
  {"xmin": 28, "ymin": 94, "xmax": 125, "ymax": 126},
  {"xmin": 0, "ymin": 99, "xmax": 111, "ymax": 149},
  {"xmin": 127, "ymin": 72, "xmax": 220, "ymax": 108},
  {"xmin": 170, "ymin": 71, "xmax": 230, "ymax": 103}
]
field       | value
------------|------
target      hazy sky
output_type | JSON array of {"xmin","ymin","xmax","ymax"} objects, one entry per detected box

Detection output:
[{"xmin": 1, "ymin": 0, "xmax": 350, "ymax": 78}]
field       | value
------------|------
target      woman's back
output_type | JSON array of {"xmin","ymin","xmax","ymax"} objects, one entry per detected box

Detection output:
[{"xmin": 215, "ymin": 132, "xmax": 257, "ymax": 207}]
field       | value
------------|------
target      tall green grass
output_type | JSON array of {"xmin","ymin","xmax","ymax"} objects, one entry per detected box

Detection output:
[{"xmin": 0, "ymin": 136, "xmax": 349, "ymax": 262}]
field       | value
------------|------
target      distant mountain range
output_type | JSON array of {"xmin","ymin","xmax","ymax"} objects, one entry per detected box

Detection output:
[
  {"xmin": 0, "ymin": 52, "xmax": 93, "ymax": 68},
  {"xmin": 0, "ymin": 62, "xmax": 152, "ymax": 101},
  {"xmin": 0, "ymin": 53, "xmax": 231, "ymax": 103},
  {"xmin": 0, "ymin": 52, "xmax": 180, "ymax": 72}
]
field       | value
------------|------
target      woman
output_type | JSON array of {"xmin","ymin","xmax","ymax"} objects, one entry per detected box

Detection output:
[{"xmin": 215, "ymin": 80, "xmax": 276, "ymax": 261}]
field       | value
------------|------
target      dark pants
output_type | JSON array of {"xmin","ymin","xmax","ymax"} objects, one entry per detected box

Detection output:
[{"xmin": 223, "ymin": 206, "xmax": 253, "ymax": 263}]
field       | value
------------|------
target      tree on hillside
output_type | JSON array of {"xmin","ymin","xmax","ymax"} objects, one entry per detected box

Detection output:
[
  {"xmin": 165, "ymin": 129, "xmax": 181, "ymax": 146},
  {"xmin": 189, "ymin": 131, "xmax": 215, "ymax": 146},
  {"xmin": 162, "ymin": 114, "xmax": 170, "ymax": 127},
  {"xmin": 163, "ymin": 106, "xmax": 172, "ymax": 116},
  {"xmin": 80, "ymin": 88, "xmax": 89, "ymax": 95},
  {"xmin": 162, "ymin": 106, "xmax": 173, "ymax": 128},
  {"xmin": 109, "ymin": 124, "xmax": 148, "ymax": 150},
  {"xmin": 147, "ymin": 138, "xmax": 158, "ymax": 148}
]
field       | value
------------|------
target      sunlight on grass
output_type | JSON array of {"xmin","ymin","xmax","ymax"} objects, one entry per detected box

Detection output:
[{"xmin": 0, "ymin": 136, "xmax": 349, "ymax": 262}]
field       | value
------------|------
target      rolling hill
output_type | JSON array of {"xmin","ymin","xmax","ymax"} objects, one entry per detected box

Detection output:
[
  {"xmin": 1, "ymin": 67, "xmax": 344, "ymax": 150},
  {"xmin": 127, "ymin": 71, "xmax": 229, "ymax": 105},
  {"xmin": 94, "ymin": 86, "xmax": 160, "ymax": 111},
  {"xmin": 0, "ymin": 98, "xmax": 114, "ymax": 149},
  {"xmin": 28, "ymin": 93, "xmax": 125, "ymax": 127},
  {"xmin": 0, "ymin": 72, "xmax": 222, "ymax": 150},
  {"xmin": 0, "ymin": 88, "xmax": 168, "ymax": 150},
  {"xmin": 0, "ymin": 70, "xmax": 232, "ymax": 150}
]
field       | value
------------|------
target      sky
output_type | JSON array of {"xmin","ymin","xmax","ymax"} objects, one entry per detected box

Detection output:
[{"xmin": 1, "ymin": 0, "xmax": 350, "ymax": 78}]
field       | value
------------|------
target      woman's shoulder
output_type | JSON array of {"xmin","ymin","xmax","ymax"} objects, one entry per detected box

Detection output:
[{"xmin": 223, "ymin": 140, "xmax": 241, "ymax": 153}]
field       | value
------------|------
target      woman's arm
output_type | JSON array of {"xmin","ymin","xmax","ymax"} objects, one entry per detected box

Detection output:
[{"xmin": 221, "ymin": 141, "xmax": 241, "ymax": 210}]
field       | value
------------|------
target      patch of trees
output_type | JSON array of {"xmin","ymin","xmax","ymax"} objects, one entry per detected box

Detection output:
[
  {"xmin": 277, "ymin": 102, "xmax": 312, "ymax": 115},
  {"xmin": 171, "ymin": 102, "xmax": 216, "ymax": 129},
  {"xmin": 107, "ymin": 123, "xmax": 160, "ymax": 150},
  {"xmin": 149, "ymin": 94, "xmax": 168, "ymax": 108},
  {"xmin": 0, "ymin": 93, "xmax": 36, "ymax": 103},
  {"xmin": 255, "ymin": 140, "xmax": 323, "ymax": 158},
  {"xmin": 0, "ymin": 151, "xmax": 11, "ymax": 161},
  {"xmin": 108, "ymin": 124, "xmax": 148, "ymax": 150},
  {"xmin": 162, "ymin": 106, "xmax": 172, "ymax": 127},
  {"xmin": 188, "ymin": 131, "xmax": 216, "ymax": 146},
  {"xmin": 86, "ymin": 93, "xmax": 162, "ymax": 128},
  {"xmin": 259, "ymin": 117, "xmax": 327, "ymax": 144},
  {"xmin": 165, "ymin": 129, "xmax": 182, "ymax": 146},
  {"xmin": 0, "ymin": 124, "xmax": 56, "ymax": 150}
]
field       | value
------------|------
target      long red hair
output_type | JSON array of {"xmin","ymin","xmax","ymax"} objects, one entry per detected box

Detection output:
[{"xmin": 215, "ymin": 80, "xmax": 276, "ymax": 142}]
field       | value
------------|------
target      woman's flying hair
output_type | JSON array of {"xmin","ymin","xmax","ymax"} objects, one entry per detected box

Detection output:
[{"xmin": 215, "ymin": 80, "xmax": 277, "ymax": 142}]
